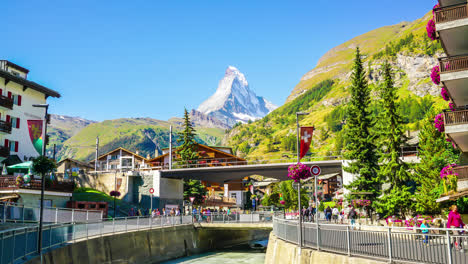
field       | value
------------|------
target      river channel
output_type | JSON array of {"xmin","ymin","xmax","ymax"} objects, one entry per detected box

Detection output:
[{"xmin": 160, "ymin": 250, "xmax": 265, "ymax": 264}]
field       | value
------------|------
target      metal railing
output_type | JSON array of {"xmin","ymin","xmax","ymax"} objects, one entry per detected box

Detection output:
[
  {"xmin": 0, "ymin": 203, "xmax": 103, "ymax": 224},
  {"xmin": 435, "ymin": 3, "xmax": 468, "ymax": 24},
  {"xmin": 0, "ymin": 177, "xmax": 74, "ymax": 192},
  {"xmin": 192, "ymin": 212, "xmax": 274, "ymax": 223},
  {"xmin": 444, "ymin": 109, "xmax": 468, "ymax": 126},
  {"xmin": 0, "ymin": 121, "xmax": 11, "ymax": 134},
  {"xmin": 273, "ymin": 216, "xmax": 468, "ymax": 264},
  {"xmin": 439, "ymin": 55, "xmax": 468, "ymax": 74}
]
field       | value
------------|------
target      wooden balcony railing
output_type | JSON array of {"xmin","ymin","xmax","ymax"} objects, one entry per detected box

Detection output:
[
  {"xmin": 0, "ymin": 95, "xmax": 13, "ymax": 110},
  {"xmin": 444, "ymin": 109, "xmax": 468, "ymax": 126},
  {"xmin": 0, "ymin": 176, "xmax": 75, "ymax": 192},
  {"xmin": 435, "ymin": 3, "xmax": 468, "ymax": 24},
  {"xmin": 0, "ymin": 120, "xmax": 12, "ymax": 134},
  {"xmin": 454, "ymin": 166, "xmax": 468, "ymax": 180},
  {"xmin": 439, "ymin": 56, "xmax": 468, "ymax": 73}
]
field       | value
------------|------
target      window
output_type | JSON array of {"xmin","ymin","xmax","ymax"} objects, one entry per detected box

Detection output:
[
  {"xmin": 9, "ymin": 141, "xmax": 18, "ymax": 152},
  {"xmin": 12, "ymin": 94, "xmax": 21, "ymax": 106},
  {"xmin": 230, "ymin": 193, "xmax": 237, "ymax": 199},
  {"xmin": 10, "ymin": 117, "xmax": 20, "ymax": 129}
]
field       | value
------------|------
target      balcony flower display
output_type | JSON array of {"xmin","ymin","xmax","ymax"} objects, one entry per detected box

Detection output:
[
  {"xmin": 287, "ymin": 163, "xmax": 311, "ymax": 182},
  {"xmin": 431, "ymin": 65, "xmax": 440, "ymax": 85},
  {"xmin": 441, "ymin": 86, "xmax": 450, "ymax": 101},
  {"xmin": 351, "ymin": 199, "xmax": 371, "ymax": 208},
  {"xmin": 110, "ymin": 190, "xmax": 121, "ymax": 197},
  {"xmin": 433, "ymin": 3, "xmax": 440, "ymax": 14},
  {"xmin": 434, "ymin": 113, "xmax": 444, "ymax": 133},
  {"xmin": 426, "ymin": 18, "xmax": 437, "ymax": 41},
  {"xmin": 446, "ymin": 138, "xmax": 456, "ymax": 148},
  {"xmin": 440, "ymin": 164, "xmax": 458, "ymax": 194},
  {"xmin": 449, "ymin": 102, "xmax": 455, "ymax": 111},
  {"xmin": 15, "ymin": 175, "xmax": 24, "ymax": 187}
]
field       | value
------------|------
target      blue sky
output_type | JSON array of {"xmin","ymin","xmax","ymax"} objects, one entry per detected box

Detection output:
[{"xmin": 3, "ymin": 1, "xmax": 432, "ymax": 121}]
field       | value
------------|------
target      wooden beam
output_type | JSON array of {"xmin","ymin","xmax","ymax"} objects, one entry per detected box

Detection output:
[
  {"xmin": 45, "ymin": 95, "xmax": 49, "ymax": 100},
  {"xmin": 22, "ymin": 85, "xmax": 28, "ymax": 92},
  {"xmin": 4, "ymin": 79, "xmax": 9, "ymax": 86}
]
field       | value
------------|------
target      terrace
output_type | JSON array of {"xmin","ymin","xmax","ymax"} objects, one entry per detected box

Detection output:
[
  {"xmin": 439, "ymin": 55, "xmax": 468, "ymax": 106},
  {"xmin": 435, "ymin": 2, "xmax": 468, "ymax": 56},
  {"xmin": 0, "ymin": 176, "xmax": 74, "ymax": 193}
]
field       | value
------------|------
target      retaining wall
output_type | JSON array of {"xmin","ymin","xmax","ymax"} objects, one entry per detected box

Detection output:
[
  {"xmin": 27, "ymin": 224, "xmax": 271, "ymax": 264},
  {"xmin": 265, "ymin": 233, "xmax": 385, "ymax": 264}
]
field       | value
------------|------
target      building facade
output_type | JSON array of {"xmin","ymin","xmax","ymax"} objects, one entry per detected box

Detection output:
[
  {"xmin": 0, "ymin": 60, "xmax": 60, "ymax": 162},
  {"xmin": 90, "ymin": 147, "xmax": 149, "ymax": 172}
]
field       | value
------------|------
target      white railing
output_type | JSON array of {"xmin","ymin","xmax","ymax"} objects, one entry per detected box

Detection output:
[{"xmin": 274, "ymin": 216, "xmax": 467, "ymax": 264}]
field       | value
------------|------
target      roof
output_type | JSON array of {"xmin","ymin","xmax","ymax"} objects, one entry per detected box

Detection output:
[
  {"xmin": 91, "ymin": 147, "xmax": 148, "ymax": 162},
  {"xmin": 1, "ymin": 60, "xmax": 30, "ymax": 73},
  {"xmin": 57, "ymin": 158, "xmax": 93, "ymax": 168},
  {"xmin": 0, "ymin": 69, "xmax": 60, "ymax": 98},
  {"xmin": 149, "ymin": 143, "xmax": 245, "ymax": 162}
]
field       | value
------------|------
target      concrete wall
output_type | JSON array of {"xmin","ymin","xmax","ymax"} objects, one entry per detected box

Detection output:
[
  {"xmin": 265, "ymin": 233, "xmax": 384, "ymax": 264},
  {"xmin": 28, "ymin": 224, "xmax": 271, "ymax": 264},
  {"xmin": 18, "ymin": 192, "xmax": 70, "ymax": 208}
]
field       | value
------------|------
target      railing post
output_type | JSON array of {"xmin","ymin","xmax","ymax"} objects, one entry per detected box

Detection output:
[
  {"xmin": 251, "ymin": 213, "xmax": 253, "ymax": 223},
  {"xmin": 125, "ymin": 217, "xmax": 128, "ymax": 232},
  {"xmin": 71, "ymin": 209, "xmax": 74, "ymax": 222},
  {"xmin": 24, "ymin": 228, "xmax": 28, "ymax": 260},
  {"xmin": 223, "ymin": 214, "xmax": 225, "ymax": 223},
  {"xmin": 49, "ymin": 225, "xmax": 52, "ymax": 249},
  {"xmin": 12, "ymin": 229, "xmax": 15, "ymax": 263},
  {"xmin": 346, "ymin": 225, "xmax": 351, "ymax": 256},
  {"xmin": 55, "ymin": 208, "xmax": 58, "ymax": 224},
  {"xmin": 86, "ymin": 211, "xmax": 89, "ymax": 222},
  {"xmin": 316, "ymin": 223, "xmax": 320, "ymax": 251},
  {"xmin": 387, "ymin": 228, "xmax": 392, "ymax": 263},
  {"xmin": 86, "ymin": 222, "xmax": 89, "ymax": 240},
  {"xmin": 137, "ymin": 216, "xmax": 139, "ymax": 230},
  {"xmin": 22, "ymin": 206, "xmax": 25, "ymax": 223},
  {"xmin": 446, "ymin": 230, "xmax": 453, "ymax": 264},
  {"xmin": 73, "ymin": 224, "xmax": 76, "ymax": 243},
  {"xmin": 112, "ymin": 217, "xmax": 115, "ymax": 233}
]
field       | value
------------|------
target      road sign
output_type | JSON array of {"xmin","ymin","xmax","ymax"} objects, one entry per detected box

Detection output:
[
  {"xmin": 149, "ymin": 188, "xmax": 154, "ymax": 194},
  {"xmin": 311, "ymin": 165, "xmax": 321, "ymax": 176},
  {"xmin": 189, "ymin": 197, "xmax": 195, "ymax": 203}
]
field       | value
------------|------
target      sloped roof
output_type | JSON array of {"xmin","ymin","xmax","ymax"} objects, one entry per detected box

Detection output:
[
  {"xmin": 91, "ymin": 147, "xmax": 148, "ymax": 162},
  {"xmin": 148, "ymin": 143, "xmax": 245, "ymax": 162},
  {"xmin": 57, "ymin": 158, "xmax": 93, "ymax": 168}
]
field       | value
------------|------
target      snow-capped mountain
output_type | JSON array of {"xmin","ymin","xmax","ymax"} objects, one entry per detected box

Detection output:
[{"xmin": 198, "ymin": 66, "xmax": 277, "ymax": 127}]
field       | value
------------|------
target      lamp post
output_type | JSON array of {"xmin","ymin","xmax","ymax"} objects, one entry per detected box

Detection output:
[
  {"xmin": 32, "ymin": 103, "xmax": 48, "ymax": 256},
  {"xmin": 296, "ymin": 112, "xmax": 309, "ymax": 249}
]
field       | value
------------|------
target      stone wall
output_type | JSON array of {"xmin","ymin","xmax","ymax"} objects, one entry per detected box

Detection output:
[
  {"xmin": 27, "ymin": 224, "xmax": 271, "ymax": 264},
  {"xmin": 265, "ymin": 233, "xmax": 385, "ymax": 264}
]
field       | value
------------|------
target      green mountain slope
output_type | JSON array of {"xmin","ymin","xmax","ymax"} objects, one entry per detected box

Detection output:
[
  {"xmin": 59, "ymin": 117, "xmax": 225, "ymax": 161},
  {"xmin": 225, "ymin": 11, "xmax": 447, "ymax": 160}
]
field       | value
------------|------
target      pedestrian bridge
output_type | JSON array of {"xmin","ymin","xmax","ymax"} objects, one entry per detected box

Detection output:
[{"xmin": 159, "ymin": 160, "xmax": 344, "ymax": 183}]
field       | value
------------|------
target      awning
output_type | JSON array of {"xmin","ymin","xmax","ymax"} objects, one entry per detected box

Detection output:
[{"xmin": 8, "ymin": 161, "xmax": 32, "ymax": 169}]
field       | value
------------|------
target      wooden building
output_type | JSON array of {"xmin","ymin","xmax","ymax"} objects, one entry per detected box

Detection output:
[{"xmin": 89, "ymin": 147, "xmax": 149, "ymax": 172}]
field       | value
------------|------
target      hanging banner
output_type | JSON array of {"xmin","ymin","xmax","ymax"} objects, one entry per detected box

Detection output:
[
  {"xmin": 299, "ymin": 126, "xmax": 314, "ymax": 161},
  {"xmin": 27, "ymin": 120, "xmax": 43, "ymax": 155}
]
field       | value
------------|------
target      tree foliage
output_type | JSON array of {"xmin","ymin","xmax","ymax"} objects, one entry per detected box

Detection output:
[
  {"xmin": 261, "ymin": 181, "xmax": 308, "ymax": 210},
  {"xmin": 32, "ymin": 156, "xmax": 57, "ymax": 175},
  {"xmin": 177, "ymin": 108, "xmax": 199, "ymax": 162},
  {"xmin": 183, "ymin": 179, "xmax": 207, "ymax": 205},
  {"xmin": 343, "ymin": 48, "xmax": 381, "ymax": 204}
]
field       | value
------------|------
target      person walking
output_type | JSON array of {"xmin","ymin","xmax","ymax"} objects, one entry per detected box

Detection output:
[
  {"xmin": 332, "ymin": 207, "xmax": 339, "ymax": 224},
  {"xmin": 156, "ymin": 208, "xmax": 160, "ymax": 216},
  {"xmin": 447, "ymin": 204, "xmax": 465, "ymax": 251},
  {"xmin": 421, "ymin": 219, "xmax": 430, "ymax": 245},
  {"xmin": 325, "ymin": 206, "xmax": 332, "ymax": 222},
  {"xmin": 348, "ymin": 207, "xmax": 357, "ymax": 229},
  {"xmin": 311, "ymin": 205, "xmax": 316, "ymax": 222},
  {"xmin": 304, "ymin": 207, "xmax": 310, "ymax": 222},
  {"xmin": 151, "ymin": 209, "xmax": 156, "ymax": 219}
]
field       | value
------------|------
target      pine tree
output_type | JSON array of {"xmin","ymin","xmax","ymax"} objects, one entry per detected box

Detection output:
[
  {"xmin": 415, "ymin": 109, "xmax": 459, "ymax": 214},
  {"xmin": 177, "ymin": 108, "xmax": 199, "ymax": 162},
  {"xmin": 343, "ymin": 48, "xmax": 380, "ymax": 210},
  {"xmin": 183, "ymin": 179, "xmax": 207, "ymax": 205},
  {"xmin": 374, "ymin": 62, "xmax": 413, "ymax": 217}
]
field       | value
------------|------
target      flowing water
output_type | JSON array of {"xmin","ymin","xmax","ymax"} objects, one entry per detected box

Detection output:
[{"xmin": 160, "ymin": 250, "xmax": 265, "ymax": 264}]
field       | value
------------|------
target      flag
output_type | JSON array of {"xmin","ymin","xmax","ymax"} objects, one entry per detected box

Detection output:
[
  {"xmin": 27, "ymin": 120, "xmax": 43, "ymax": 155},
  {"xmin": 299, "ymin": 126, "xmax": 314, "ymax": 160}
]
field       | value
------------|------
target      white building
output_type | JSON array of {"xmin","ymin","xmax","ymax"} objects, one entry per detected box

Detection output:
[{"xmin": 0, "ymin": 60, "xmax": 60, "ymax": 161}]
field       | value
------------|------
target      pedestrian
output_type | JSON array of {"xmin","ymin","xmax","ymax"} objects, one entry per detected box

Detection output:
[
  {"xmin": 447, "ymin": 204, "xmax": 465, "ymax": 251},
  {"xmin": 332, "ymin": 207, "xmax": 339, "ymax": 224},
  {"xmin": 176, "ymin": 207, "xmax": 180, "ymax": 216},
  {"xmin": 129, "ymin": 208, "xmax": 135, "ymax": 217},
  {"xmin": 348, "ymin": 207, "xmax": 357, "ymax": 229},
  {"xmin": 151, "ymin": 209, "xmax": 156, "ymax": 219},
  {"xmin": 162, "ymin": 208, "xmax": 167, "ymax": 216},
  {"xmin": 206, "ymin": 208, "xmax": 211, "ymax": 223},
  {"xmin": 304, "ymin": 207, "xmax": 310, "ymax": 222},
  {"xmin": 421, "ymin": 219, "xmax": 429, "ymax": 245},
  {"xmin": 156, "ymin": 208, "xmax": 160, "ymax": 216},
  {"xmin": 311, "ymin": 205, "xmax": 316, "ymax": 222},
  {"xmin": 325, "ymin": 206, "xmax": 332, "ymax": 222}
]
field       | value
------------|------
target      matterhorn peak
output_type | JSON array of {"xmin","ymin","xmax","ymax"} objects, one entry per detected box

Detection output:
[{"xmin": 197, "ymin": 66, "xmax": 277, "ymax": 127}]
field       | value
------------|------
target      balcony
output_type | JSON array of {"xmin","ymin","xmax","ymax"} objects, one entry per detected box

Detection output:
[
  {"xmin": 0, "ymin": 176, "xmax": 75, "ymax": 192},
  {"xmin": 0, "ymin": 120, "xmax": 12, "ymax": 134},
  {"xmin": 444, "ymin": 108, "xmax": 468, "ymax": 151},
  {"xmin": 438, "ymin": 0, "xmax": 467, "ymax": 8},
  {"xmin": 439, "ymin": 56, "xmax": 468, "ymax": 106},
  {"xmin": 435, "ymin": 3, "xmax": 468, "ymax": 56},
  {"xmin": 454, "ymin": 165, "xmax": 468, "ymax": 192},
  {"xmin": 203, "ymin": 196, "xmax": 237, "ymax": 207},
  {"xmin": 0, "ymin": 95, "xmax": 13, "ymax": 110}
]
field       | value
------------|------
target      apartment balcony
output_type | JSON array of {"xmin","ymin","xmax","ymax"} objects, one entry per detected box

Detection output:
[
  {"xmin": 0, "ymin": 95, "xmax": 13, "ymax": 110},
  {"xmin": 439, "ymin": 56, "xmax": 468, "ymax": 106},
  {"xmin": 438, "ymin": 0, "xmax": 467, "ymax": 8},
  {"xmin": 444, "ymin": 108, "xmax": 468, "ymax": 151},
  {"xmin": 0, "ymin": 176, "xmax": 75, "ymax": 192},
  {"xmin": 435, "ymin": 3, "xmax": 468, "ymax": 56},
  {"xmin": 0, "ymin": 120, "xmax": 12, "ymax": 134},
  {"xmin": 454, "ymin": 165, "xmax": 468, "ymax": 192}
]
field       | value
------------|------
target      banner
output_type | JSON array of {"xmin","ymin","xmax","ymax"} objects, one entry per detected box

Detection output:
[
  {"xmin": 299, "ymin": 126, "xmax": 314, "ymax": 160},
  {"xmin": 27, "ymin": 120, "xmax": 43, "ymax": 155}
]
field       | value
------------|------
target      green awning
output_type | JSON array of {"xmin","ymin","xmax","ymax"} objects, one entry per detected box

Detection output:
[{"xmin": 8, "ymin": 161, "xmax": 32, "ymax": 169}]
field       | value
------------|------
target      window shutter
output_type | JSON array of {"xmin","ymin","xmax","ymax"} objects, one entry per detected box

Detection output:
[
  {"xmin": 7, "ymin": 92, "xmax": 11, "ymax": 99},
  {"xmin": 14, "ymin": 142, "xmax": 18, "ymax": 152},
  {"xmin": 16, "ymin": 118, "xmax": 20, "ymax": 129},
  {"xmin": 6, "ymin": 115, "xmax": 10, "ymax": 123},
  {"xmin": 4, "ymin": 139, "xmax": 8, "ymax": 148},
  {"xmin": 17, "ymin": 95, "xmax": 21, "ymax": 106},
  {"xmin": 0, "ymin": 89, "xmax": 2, "ymax": 96}
]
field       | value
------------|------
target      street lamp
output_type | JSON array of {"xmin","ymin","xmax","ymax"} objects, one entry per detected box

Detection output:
[
  {"xmin": 296, "ymin": 111, "xmax": 309, "ymax": 249},
  {"xmin": 32, "ymin": 103, "xmax": 48, "ymax": 256}
]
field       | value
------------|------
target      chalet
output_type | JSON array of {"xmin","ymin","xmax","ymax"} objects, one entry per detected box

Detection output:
[
  {"xmin": 89, "ymin": 147, "xmax": 149, "ymax": 172},
  {"xmin": 57, "ymin": 158, "xmax": 93, "ymax": 178}
]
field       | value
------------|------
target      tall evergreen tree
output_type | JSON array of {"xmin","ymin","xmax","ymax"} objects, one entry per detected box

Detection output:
[
  {"xmin": 415, "ymin": 109, "xmax": 459, "ymax": 214},
  {"xmin": 343, "ymin": 48, "xmax": 380, "ymax": 211},
  {"xmin": 374, "ymin": 62, "xmax": 413, "ymax": 217},
  {"xmin": 177, "ymin": 108, "xmax": 199, "ymax": 162},
  {"xmin": 184, "ymin": 179, "xmax": 207, "ymax": 205}
]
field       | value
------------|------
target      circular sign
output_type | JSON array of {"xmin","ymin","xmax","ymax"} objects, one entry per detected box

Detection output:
[
  {"xmin": 310, "ymin": 165, "xmax": 321, "ymax": 176},
  {"xmin": 149, "ymin": 188, "xmax": 154, "ymax": 194}
]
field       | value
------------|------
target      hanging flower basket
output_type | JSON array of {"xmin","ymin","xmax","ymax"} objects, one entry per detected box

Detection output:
[
  {"xmin": 433, "ymin": 4, "xmax": 440, "ymax": 14},
  {"xmin": 431, "ymin": 65, "xmax": 441, "ymax": 85},
  {"xmin": 449, "ymin": 102, "xmax": 455, "ymax": 111},
  {"xmin": 434, "ymin": 113, "xmax": 444, "ymax": 133},
  {"xmin": 440, "ymin": 164, "xmax": 458, "ymax": 194},
  {"xmin": 441, "ymin": 86, "xmax": 450, "ymax": 101},
  {"xmin": 287, "ymin": 163, "xmax": 311, "ymax": 182},
  {"xmin": 110, "ymin": 190, "xmax": 121, "ymax": 197},
  {"xmin": 426, "ymin": 18, "xmax": 437, "ymax": 41}
]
